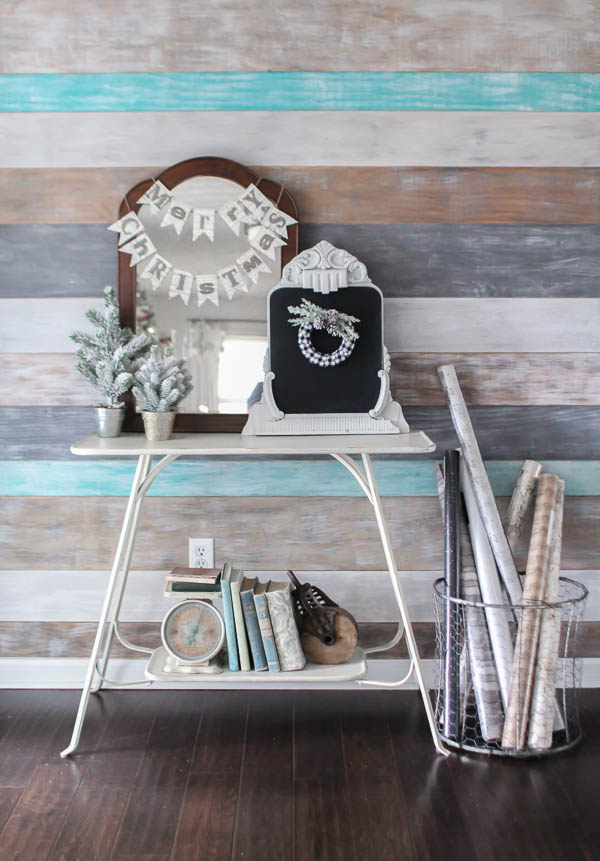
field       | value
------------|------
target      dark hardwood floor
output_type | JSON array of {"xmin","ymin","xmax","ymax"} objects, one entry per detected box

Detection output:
[{"xmin": 0, "ymin": 689, "xmax": 598, "ymax": 861}]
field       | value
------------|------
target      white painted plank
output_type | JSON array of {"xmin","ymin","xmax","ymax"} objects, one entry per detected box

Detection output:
[
  {"xmin": 0, "ymin": 298, "xmax": 103, "ymax": 353},
  {"xmin": 2, "ymin": 570, "xmax": 597, "ymax": 623},
  {"xmin": 2, "ymin": 657, "xmax": 599, "ymax": 690},
  {"xmin": 384, "ymin": 298, "xmax": 600, "ymax": 352},
  {"xmin": 0, "ymin": 112, "xmax": 598, "ymax": 168},
  {"xmin": 3, "ymin": 297, "xmax": 600, "ymax": 354}
]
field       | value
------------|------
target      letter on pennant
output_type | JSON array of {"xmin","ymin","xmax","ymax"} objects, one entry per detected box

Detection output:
[
  {"xmin": 236, "ymin": 249, "xmax": 270, "ymax": 284},
  {"xmin": 139, "ymin": 254, "xmax": 172, "ymax": 290},
  {"xmin": 107, "ymin": 213, "xmax": 145, "ymax": 246},
  {"xmin": 195, "ymin": 274, "xmax": 219, "ymax": 307},
  {"xmin": 217, "ymin": 264, "xmax": 248, "ymax": 300},
  {"xmin": 192, "ymin": 209, "xmax": 215, "ymax": 242},
  {"xmin": 120, "ymin": 231, "xmax": 157, "ymax": 267},
  {"xmin": 160, "ymin": 200, "xmax": 191, "ymax": 235},
  {"xmin": 137, "ymin": 180, "xmax": 172, "ymax": 212},
  {"xmin": 168, "ymin": 270, "xmax": 194, "ymax": 305}
]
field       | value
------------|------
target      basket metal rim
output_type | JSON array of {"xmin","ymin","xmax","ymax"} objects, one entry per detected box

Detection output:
[
  {"xmin": 433, "ymin": 575, "xmax": 589, "ymax": 611},
  {"xmin": 439, "ymin": 730, "xmax": 583, "ymax": 758}
]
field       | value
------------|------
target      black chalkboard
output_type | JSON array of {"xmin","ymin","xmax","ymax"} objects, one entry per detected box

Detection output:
[{"xmin": 269, "ymin": 285, "xmax": 383, "ymax": 414}]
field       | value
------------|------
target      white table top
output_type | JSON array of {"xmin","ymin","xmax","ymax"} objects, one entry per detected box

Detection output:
[{"xmin": 71, "ymin": 431, "xmax": 435, "ymax": 457}]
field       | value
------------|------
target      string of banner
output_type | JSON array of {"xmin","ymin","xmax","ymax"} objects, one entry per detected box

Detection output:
[{"xmin": 108, "ymin": 181, "xmax": 297, "ymax": 307}]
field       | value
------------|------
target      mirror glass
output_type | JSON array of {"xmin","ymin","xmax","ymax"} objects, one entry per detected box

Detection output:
[{"xmin": 135, "ymin": 177, "xmax": 282, "ymax": 414}]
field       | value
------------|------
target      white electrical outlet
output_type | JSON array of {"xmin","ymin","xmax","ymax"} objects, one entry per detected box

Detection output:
[{"xmin": 188, "ymin": 538, "xmax": 215, "ymax": 569}]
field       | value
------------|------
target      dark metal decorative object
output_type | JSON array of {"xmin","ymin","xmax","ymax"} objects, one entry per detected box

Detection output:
[{"xmin": 287, "ymin": 570, "xmax": 358, "ymax": 665}]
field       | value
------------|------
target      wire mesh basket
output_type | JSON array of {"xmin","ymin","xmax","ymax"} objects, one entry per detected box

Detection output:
[{"xmin": 433, "ymin": 576, "xmax": 588, "ymax": 757}]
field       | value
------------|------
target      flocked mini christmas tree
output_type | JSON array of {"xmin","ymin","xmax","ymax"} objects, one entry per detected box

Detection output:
[
  {"xmin": 131, "ymin": 345, "xmax": 193, "ymax": 412},
  {"xmin": 71, "ymin": 286, "xmax": 153, "ymax": 407}
]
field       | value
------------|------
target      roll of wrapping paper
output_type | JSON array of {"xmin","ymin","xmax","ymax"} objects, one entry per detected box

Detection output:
[
  {"xmin": 461, "ymin": 457, "xmax": 514, "ymax": 711},
  {"xmin": 502, "ymin": 474, "xmax": 561, "ymax": 750},
  {"xmin": 443, "ymin": 449, "xmax": 461, "ymax": 739},
  {"xmin": 505, "ymin": 460, "xmax": 542, "ymax": 553},
  {"xmin": 528, "ymin": 478, "xmax": 565, "ymax": 749},
  {"xmin": 438, "ymin": 365, "xmax": 522, "ymax": 605},
  {"xmin": 435, "ymin": 464, "xmax": 503, "ymax": 741}
]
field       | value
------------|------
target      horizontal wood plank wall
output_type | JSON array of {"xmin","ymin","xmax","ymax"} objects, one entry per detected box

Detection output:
[
  {"xmin": 1, "ymin": 6, "xmax": 599, "ymax": 682},
  {"xmin": 3, "ymin": 353, "xmax": 600, "ymax": 407},
  {"xmin": 4, "ymin": 223, "xmax": 600, "ymax": 298},
  {"xmin": 3, "ymin": 298, "xmax": 600, "ymax": 353},
  {"xmin": 3, "ymin": 459, "xmax": 600, "ymax": 497},
  {"xmin": 0, "ymin": 1, "xmax": 596, "ymax": 72},
  {"xmin": 2, "ymin": 73, "xmax": 598, "ymax": 111},
  {"xmin": 1, "ymin": 496, "xmax": 598, "ymax": 571},
  {"xmin": 1, "ymin": 167, "xmax": 599, "ymax": 225},
  {"xmin": 3, "ymin": 406, "xmax": 600, "ymax": 460},
  {"xmin": 2, "ymin": 112, "xmax": 599, "ymax": 168}
]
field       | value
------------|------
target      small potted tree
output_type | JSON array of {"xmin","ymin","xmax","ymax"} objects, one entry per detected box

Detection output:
[
  {"xmin": 71, "ymin": 286, "xmax": 153, "ymax": 437},
  {"xmin": 132, "ymin": 345, "xmax": 193, "ymax": 441}
]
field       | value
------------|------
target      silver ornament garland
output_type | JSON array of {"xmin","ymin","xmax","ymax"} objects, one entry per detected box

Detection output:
[
  {"xmin": 297, "ymin": 322, "xmax": 356, "ymax": 367},
  {"xmin": 288, "ymin": 298, "xmax": 359, "ymax": 368}
]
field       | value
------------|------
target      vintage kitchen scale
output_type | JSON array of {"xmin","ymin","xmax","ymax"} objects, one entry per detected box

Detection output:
[{"xmin": 160, "ymin": 598, "xmax": 226, "ymax": 674}]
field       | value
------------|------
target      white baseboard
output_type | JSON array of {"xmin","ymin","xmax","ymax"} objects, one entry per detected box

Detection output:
[{"xmin": 1, "ymin": 657, "xmax": 600, "ymax": 690}]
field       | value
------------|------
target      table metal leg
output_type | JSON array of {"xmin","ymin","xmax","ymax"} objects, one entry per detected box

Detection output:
[
  {"xmin": 60, "ymin": 455, "xmax": 150, "ymax": 758},
  {"xmin": 91, "ymin": 454, "xmax": 154, "ymax": 692},
  {"xmin": 360, "ymin": 454, "xmax": 449, "ymax": 756},
  {"xmin": 331, "ymin": 451, "xmax": 448, "ymax": 756}
]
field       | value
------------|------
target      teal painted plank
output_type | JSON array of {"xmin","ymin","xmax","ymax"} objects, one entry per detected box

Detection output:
[
  {"xmin": 0, "ymin": 73, "xmax": 598, "ymax": 112},
  {"xmin": 0, "ymin": 460, "xmax": 598, "ymax": 497}
]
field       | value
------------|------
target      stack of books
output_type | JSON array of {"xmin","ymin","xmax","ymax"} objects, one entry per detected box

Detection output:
[
  {"xmin": 165, "ymin": 567, "xmax": 222, "ymax": 593},
  {"xmin": 220, "ymin": 563, "xmax": 306, "ymax": 672}
]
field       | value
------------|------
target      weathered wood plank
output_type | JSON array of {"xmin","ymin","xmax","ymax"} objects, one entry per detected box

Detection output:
[
  {"xmin": 383, "ymin": 299, "xmax": 600, "ymax": 352},
  {"xmin": 23, "ymin": 620, "xmax": 600, "ymax": 662},
  {"xmin": 303, "ymin": 224, "xmax": 600, "ymax": 298},
  {"xmin": 3, "ymin": 454, "xmax": 600, "ymax": 500},
  {"xmin": 0, "ymin": 225, "xmax": 116, "ymax": 297},
  {"xmin": 3, "ymin": 73, "xmax": 598, "ymax": 112},
  {"xmin": 3, "ymin": 404, "xmax": 600, "ymax": 461},
  {"xmin": 3, "ymin": 168, "xmax": 600, "ymax": 226},
  {"xmin": 4, "ymin": 352, "xmax": 600, "ymax": 408},
  {"xmin": 0, "ymin": 495, "xmax": 597, "ymax": 571},
  {"xmin": 4, "ymin": 297, "xmax": 600, "ymax": 353},
  {"xmin": 391, "ymin": 353, "xmax": 600, "ymax": 405},
  {"xmin": 2, "ymin": 112, "xmax": 598, "ymax": 168},
  {"xmin": 2, "ymin": 569, "xmax": 598, "ymax": 624},
  {"xmin": 0, "ymin": 355, "xmax": 92, "ymax": 405},
  {"xmin": 6, "ymin": 223, "xmax": 599, "ymax": 300},
  {"xmin": 1, "ymin": 1, "xmax": 596, "ymax": 73}
]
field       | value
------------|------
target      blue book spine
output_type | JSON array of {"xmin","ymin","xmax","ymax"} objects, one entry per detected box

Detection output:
[
  {"xmin": 254, "ymin": 593, "xmax": 280, "ymax": 672},
  {"xmin": 220, "ymin": 578, "xmax": 240, "ymax": 671},
  {"xmin": 240, "ymin": 590, "xmax": 268, "ymax": 671}
]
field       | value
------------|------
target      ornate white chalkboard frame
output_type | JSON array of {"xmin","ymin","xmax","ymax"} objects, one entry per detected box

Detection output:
[{"xmin": 243, "ymin": 241, "xmax": 409, "ymax": 435}]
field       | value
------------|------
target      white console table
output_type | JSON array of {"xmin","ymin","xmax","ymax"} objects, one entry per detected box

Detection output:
[{"xmin": 61, "ymin": 432, "xmax": 449, "ymax": 758}]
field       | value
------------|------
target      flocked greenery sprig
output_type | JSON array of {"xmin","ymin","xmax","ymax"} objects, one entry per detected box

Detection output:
[
  {"xmin": 131, "ymin": 345, "xmax": 193, "ymax": 412},
  {"xmin": 288, "ymin": 298, "xmax": 360, "ymax": 341},
  {"xmin": 71, "ymin": 286, "xmax": 153, "ymax": 407}
]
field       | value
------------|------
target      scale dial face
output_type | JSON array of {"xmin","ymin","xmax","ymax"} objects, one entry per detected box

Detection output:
[{"xmin": 161, "ymin": 600, "xmax": 225, "ymax": 663}]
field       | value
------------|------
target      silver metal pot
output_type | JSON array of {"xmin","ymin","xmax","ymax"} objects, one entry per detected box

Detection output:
[
  {"xmin": 94, "ymin": 405, "xmax": 125, "ymax": 438},
  {"xmin": 142, "ymin": 411, "xmax": 176, "ymax": 441}
]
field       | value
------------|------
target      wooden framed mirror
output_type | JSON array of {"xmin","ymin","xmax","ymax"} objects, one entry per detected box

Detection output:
[{"xmin": 117, "ymin": 157, "xmax": 299, "ymax": 432}]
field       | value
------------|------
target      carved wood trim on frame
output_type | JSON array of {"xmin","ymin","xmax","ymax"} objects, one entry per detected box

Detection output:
[{"xmin": 117, "ymin": 156, "xmax": 299, "ymax": 433}]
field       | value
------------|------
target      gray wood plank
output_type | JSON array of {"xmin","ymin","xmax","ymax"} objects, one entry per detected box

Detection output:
[
  {"xmin": 302, "ymin": 224, "xmax": 600, "ymax": 297},
  {"xmin": 3, "ymin": 223, "xmax": 598, "ymax": 299},
  {"xmin": 1, "ymin": 405, "xmax": 599, "ymax": 460},
  {"xmin": 0, "ymin": 225, "xmax": 116, "ymax": 297},
  {"xmin": 2, "ymin": 112, "xmax": 597, "ymax": 169}
]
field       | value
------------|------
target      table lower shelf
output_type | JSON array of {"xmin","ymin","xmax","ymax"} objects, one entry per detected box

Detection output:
[{"xmin": 145, "ymin": 646, "xmax": 368, "ymax": 683}]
